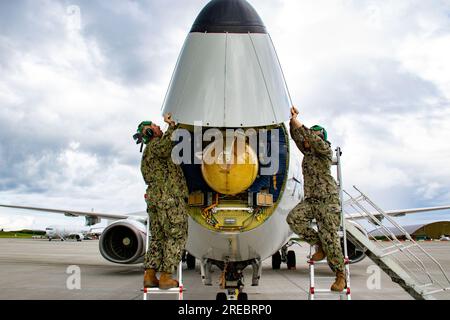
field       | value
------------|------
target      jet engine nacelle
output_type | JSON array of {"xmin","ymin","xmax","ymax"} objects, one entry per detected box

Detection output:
[{"xmin": 99, "ymin": 219, "xmax": 146, "ymax": 264}]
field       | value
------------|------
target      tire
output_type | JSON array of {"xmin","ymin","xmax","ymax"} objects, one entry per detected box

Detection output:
[
  {"xmin": 238, "ymin": 292, "xmax": 248, "ymax": 301},
  {"xmin": 216, "ymin": 292, "xmax": 227, "ymax": 301},
  {"xmin": 272, "ymin": 251, "xmax": 281, "ymax": 270},
  {"xmin": 287, "ymin": 250, "xmax": 296, "ymax": 269},
  {"xmin": 186, "ymin": 253, "xmax": 196, "ymax": 270}
]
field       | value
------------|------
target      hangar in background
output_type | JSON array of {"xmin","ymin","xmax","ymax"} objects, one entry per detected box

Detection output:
[{"xmin": 369, "ymin": 221, "xmax": 450, "ymax": 240}]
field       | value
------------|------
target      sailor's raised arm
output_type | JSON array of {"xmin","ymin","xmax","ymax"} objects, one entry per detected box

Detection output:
[
  {"xmin": 289, "ymin": 107, "xmax": 308, "ymax": 153},
  {"xmin": 148, "ymin": 113, "xmax": 177, "ymax": 159}
]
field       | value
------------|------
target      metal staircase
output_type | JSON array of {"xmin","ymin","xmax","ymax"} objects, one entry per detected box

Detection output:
[{"xmin": 343, "ymin": 186, "xmax": 450, "ymax": 300}]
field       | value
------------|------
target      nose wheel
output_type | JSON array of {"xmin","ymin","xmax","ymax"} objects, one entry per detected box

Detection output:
[
  {"xmin": 238, "ymin": 292, "xmax": 248, "ymax": 300},
  {"xmin": 216, "ymin": 290, "xmax": 248, "ymax": 301},
  {"xmin": 216, "ymin": 292, "xmax": 227, "ymax": 301}
]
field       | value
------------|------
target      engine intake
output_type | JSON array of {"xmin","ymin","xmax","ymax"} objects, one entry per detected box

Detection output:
[{"xmin": 99, "ymin": 220, "xmax": 146, "ymax": 264}]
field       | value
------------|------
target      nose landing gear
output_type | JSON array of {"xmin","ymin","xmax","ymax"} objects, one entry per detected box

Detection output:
[
  {"xmin": 201, "ymin": 258, "xmax": 261, "ymax": 300},
  {"xmin": 217, "ymin": 261, "xmax": 247, "ymax": 300}
]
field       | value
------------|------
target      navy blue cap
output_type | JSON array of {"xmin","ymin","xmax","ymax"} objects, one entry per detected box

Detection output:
[{"xmin": 190, "ymin": 0, "xmax": 267, "ymax": 34}]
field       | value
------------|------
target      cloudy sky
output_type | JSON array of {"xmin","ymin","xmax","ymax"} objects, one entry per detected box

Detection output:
[{"xmin": 1, "ymin": 0, "xmax": 450, "ymax": 230}]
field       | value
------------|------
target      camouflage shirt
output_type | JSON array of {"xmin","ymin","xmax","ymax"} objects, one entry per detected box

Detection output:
[
  {"xmin": 141, "ymin": 125, "xmax": 189, "ymax": 206},
  {"xmin": 290, "ymin": 125, "xmax": 339, "ymax": 201}
]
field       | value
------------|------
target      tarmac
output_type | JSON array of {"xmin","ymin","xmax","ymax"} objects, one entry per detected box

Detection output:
[{"xmin": 0, "ymin": 238, "xmax": 449, "ymax": 300}]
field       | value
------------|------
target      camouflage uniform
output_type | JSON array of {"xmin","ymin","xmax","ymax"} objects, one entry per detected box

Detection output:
[
  {"xmin": 287, "ymin": 125, "xmax": 344, "ymax": 273},
  {"xmin": 141, "ymin": 125, "xmax": 189, "ymax": 274}
]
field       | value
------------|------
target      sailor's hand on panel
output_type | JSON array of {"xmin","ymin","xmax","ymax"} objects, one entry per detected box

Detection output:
[
  {"xmin": 164, "ymin": 113, "xmax": 176, "ymax": 127},
  {"xmin": 290, "ymin": 107, "xmax": 299, "ymax": 119},
  {"xmin": 290, "ymin": 107, "xmax": 303, "ymax": 129}
]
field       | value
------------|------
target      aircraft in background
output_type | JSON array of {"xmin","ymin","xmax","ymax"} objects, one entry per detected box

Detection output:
[
  {"xmin": 44, "ymin": 225, "xmax": 104, "ymax": 241},
  {"xmin": 1, "ymin": 0, "xmax": 450, "ymax": 300}
]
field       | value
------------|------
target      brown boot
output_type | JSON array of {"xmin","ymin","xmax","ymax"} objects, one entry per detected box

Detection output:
[
  {"xmin": 311, "ymin": 243, "xmax": 326, "ymax": 261},
  {"xmin": 331, "ymin": 271, "xmax": 347, "ymax": 292},
  {"xmin": 143, "ymin": 269, "xmax": 159, "ymax": 288},
  {"xmin": 159, "ymin": 272, "xmax": 179, "ymax": 290}
]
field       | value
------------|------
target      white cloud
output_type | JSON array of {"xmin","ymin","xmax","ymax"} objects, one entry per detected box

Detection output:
[
  {"xmin": 0, "ymin": 214, "xmax": 35, "ymax": 231},
  {"xmin": 399, "ymin": 34, "xmax": 450, "ymax": 99},
  {"xmin": 0, "ymin": 207, "xmax": 91, "ymax": 231}
]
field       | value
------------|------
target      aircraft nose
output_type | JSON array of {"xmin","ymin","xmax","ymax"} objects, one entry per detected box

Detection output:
[
  {"xmin": 191, "ymin": 0, "xmax": 266, "ymax": 33},
  {"xmin": 162, "ymin": 0, "xmax": 291, "ymax": 128}
]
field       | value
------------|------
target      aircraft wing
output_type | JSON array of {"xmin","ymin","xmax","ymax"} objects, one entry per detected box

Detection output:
[
  {"xmin": 0, "ymin": 204, "xmax": 131, "ymax": 221},
  {"xmin": 345, "ymin": 205, "xmax": 450, "ymax": 220}
]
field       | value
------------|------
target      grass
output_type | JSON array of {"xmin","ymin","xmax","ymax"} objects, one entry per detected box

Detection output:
[
  {"xmin": 0, "ymin": 232, "xmax": 33, "ymax": 238},
  {"xmin": 0, "ymin": 230, "xmax": 45, "ymax": 239}
]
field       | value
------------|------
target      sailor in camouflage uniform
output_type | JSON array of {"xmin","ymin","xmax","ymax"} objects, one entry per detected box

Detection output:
[
  {"xmin": 140, "ymin": 113, "xmax": 189, "ymax": 289},
  {"xmin": 287, "ymin": 107, "xmax": 346, "ymax": 292}
]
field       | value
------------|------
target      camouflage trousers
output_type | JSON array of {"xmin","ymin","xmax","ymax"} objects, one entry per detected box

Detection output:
[
  {"xmin": 144, "ymin": 196, "xmax": 188, "ymax": 274},
  {"xmin": 287, "ymin": 197, "xmax": 344, "ymax": 273}
]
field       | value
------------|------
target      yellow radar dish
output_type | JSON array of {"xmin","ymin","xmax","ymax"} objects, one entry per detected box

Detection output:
[{"xmin": 201, "ymin": 137, "xmax": 259, "ymax": 195}]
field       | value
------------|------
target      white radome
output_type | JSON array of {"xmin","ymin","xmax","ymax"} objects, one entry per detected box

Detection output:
[{"xmin": 162, "ymin": 32, "xmax": 291, "ymax": 128}]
